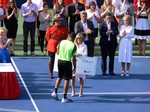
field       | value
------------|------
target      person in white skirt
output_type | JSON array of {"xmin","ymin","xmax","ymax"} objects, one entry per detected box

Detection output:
[
  {"xmin": 134, "ymin": 0, "xmax": 150, "ymax": 56},
  {"xmin": 71, "ymin": 33, "xmax": 87, "ymax": 97},
  {"xmin": 118, "ymin": 15, "xmax": 134, "ymax": 76}
]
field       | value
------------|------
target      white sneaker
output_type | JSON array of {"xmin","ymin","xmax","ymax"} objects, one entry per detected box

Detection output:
[
  {"xmin": 41, "ymin": 52, "xmax": 44, "ymax": 56},
  {"xmin": 79, "ymin": 93, "xmax": 83, "ymax": 97},
  {"xmin": 61, "ymin": 98, "xmax": 67, "ymax": 103},
  {"xmin": 61, "ymin": 98, "xmax": 73, "ymax": 103},
  {"xmin": 51, "ymin": 91, "xmax": 58, "ymax": 100},
  {"xmin": 31, "ymin": 52, "xmax": 35, "ymax": 56},
  {"xmin": 23, "ymin": 52, "xmax": 27, "ymax": 56},
  {"xmin": 126, "ymin": 71, "xmax": 130, "ymax": 77},
  {"xmin": 121, "ymin": 71, "xmax": 125, "ymax": 76}
]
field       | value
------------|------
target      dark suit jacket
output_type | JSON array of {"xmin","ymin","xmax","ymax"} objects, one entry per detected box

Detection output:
[
  {"xmin": 68, "ymin": 2, "xmax": 85, "ymax": 33},
  {"xmin": 99, "ymin": 21, "xmax": 119, "ymax": 48},
  {"xmin": 74, "ymin": 20, "xmax": 95, "ymax": 43}
]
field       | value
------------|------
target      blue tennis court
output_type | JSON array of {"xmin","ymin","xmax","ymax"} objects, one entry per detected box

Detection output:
[{"xmin": 0, "ymin": 56, "xmax": 150, "ymax": 112}]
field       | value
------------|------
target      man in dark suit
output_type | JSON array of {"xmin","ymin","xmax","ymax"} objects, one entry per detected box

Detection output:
[
  {"xmin": 99, "ymin": 13, "xmax": 119, "ymax": 76},
  {"xmin": 67, "ymin": 0, "xmax": 85, "ymax": 33},
  {"xmin": 74, "ymin": 11, "xmax": 95, "ymax": 57}
]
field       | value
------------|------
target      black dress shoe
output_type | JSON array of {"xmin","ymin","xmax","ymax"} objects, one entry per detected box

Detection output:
[
  {"xmin": 102, "ymin": 72, "xmax": 107, "ymax": 76},
  {"xmin": 10, "ymin": 54, "xmax": 15, "ymax": 56},
  {"xmin": 109, "ymin": 72, "xmax": 116, "ymax": 76}
]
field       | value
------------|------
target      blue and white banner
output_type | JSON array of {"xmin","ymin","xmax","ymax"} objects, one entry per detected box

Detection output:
[
  {"xmin": 76, "ymin": 56, "xmax": 97, "ymax": 76},
  {"xmin": 54, "ymin": 55, "xmax": 97, "ymax": 76}
]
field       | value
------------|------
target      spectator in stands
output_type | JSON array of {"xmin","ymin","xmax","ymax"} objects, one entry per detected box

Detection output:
[
  {"xmin": 39, "ymin": 2, "xmax": 51, "ymax": 56},
  {"xmin": 118, "ymin": 15, "xmax": 134, "ymax": 77},
  {"xmin": 4, "ymin": 0, "xmax": 18, "ymax": 56},
  {"xmin": 85, "ymin": 0, "xmax": 99, "ymax": 9},
  {"xmin": 86, "ymin": 1, "xmax": 101, "ymax": 43},
  {"xmin": 67, "ymin": 0, "xmax": 85, "ymax": 33},
  {"xmin": 0, "ymin": 27, "xmax": 12, "ymax": 63},
  {"xmin": 116, "ymin": 0, "xmax": 135, "ymax": 27},
  {"xmin": 74, "ymin": 11, "xmax": 95, "ymax": 57},
  {"xmin": 53, "ymin": 0, "xmax": 68, "ymax": 27},
  {"xmin": 100, "ymin": 0, "xmax": 115, "ymax": 19},
  {"xmin": 45, "ymin": 14, "xmax": 68, "ymax": 78},
  {"xmin": 37, "ymin": 14, "xmax": 41, "ymax": 45},
  {"xmin": 21, "ymin": 0, "xmax": 38, "ymax": 56},
  {"xmin": 99, "ymin": 13, "xmax": 119, "ymax": 76},
  {"xmin": 134, "ymin": 0, "xmax": 150, "ymax": 56}
]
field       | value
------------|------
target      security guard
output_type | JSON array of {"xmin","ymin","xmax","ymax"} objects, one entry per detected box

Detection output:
[{"xmin": 46, "ymin": 14, "xmax": 68, "ymax": 78}]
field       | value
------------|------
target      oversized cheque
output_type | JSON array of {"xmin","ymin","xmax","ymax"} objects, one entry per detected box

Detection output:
[
  {"xmin": 54, "ymin": 55, "xmax": 97, "ymax": 76},
  {"xmin": 76, "ymin": 56, "xmax": 97, "ymax": 76}
]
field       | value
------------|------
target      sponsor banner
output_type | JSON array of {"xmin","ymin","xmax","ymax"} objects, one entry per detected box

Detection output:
[{"xmin": 76, "ymin": 56, "xmax": 97, "ymax": 76}]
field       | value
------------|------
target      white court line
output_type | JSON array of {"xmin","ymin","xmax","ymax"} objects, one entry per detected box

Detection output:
[
  {"xmin": 11, "ymin": 58, "xmax": 40, "ymax": 112},
  {"xmin": 31, "ymin": 92, "xmax": 150, "ymax": 95},
  {"xmin": 12, "ymin": 56, "xmax": 150, "ymax": 59}
]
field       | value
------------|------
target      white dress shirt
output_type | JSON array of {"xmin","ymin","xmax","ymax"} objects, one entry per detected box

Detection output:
[
  {"xmin": 106, "ymin": 22, "xmax": 111, "ymax": 41},
  {"xmin": 81, "ymin": 20, "xmax": 88, "ymax": 41}
]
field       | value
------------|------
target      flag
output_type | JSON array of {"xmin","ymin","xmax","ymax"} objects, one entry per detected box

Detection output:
[
  {"xmin": 32, "ymin": 0, "xmax": 43, "ymax": 11},
  {"xmin": 0, "ymin": 0, "xmax": 8, "ymax": 10}
]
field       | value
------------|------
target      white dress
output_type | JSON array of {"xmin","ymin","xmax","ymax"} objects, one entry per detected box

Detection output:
[
  {"xmin": 75, "ymin": 42, "xmax": 87, "ymax": 80},
  {"xmin": 135, "ymin": 9, "xmax": 150, "ymax": 39},
  {"xmin": 118, "ymin": 25, "xmax": 134, "ymax": 63}
]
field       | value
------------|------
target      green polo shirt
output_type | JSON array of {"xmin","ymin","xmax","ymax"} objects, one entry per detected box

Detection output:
[{"xmin": 58, "ymin": 40, "xmax": 77, "ymax": 61}]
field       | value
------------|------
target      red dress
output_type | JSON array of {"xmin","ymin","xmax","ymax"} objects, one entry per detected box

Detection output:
[{"xmin": 46, "ymin": 25, "xmax": 68, "ymax": 53}]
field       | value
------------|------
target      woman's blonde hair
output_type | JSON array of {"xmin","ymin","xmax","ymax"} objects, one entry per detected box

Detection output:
[
  {"xmin": 0, "ymin": 27, "xmax": 7, "ymax": 36},
  {"xmin": 123, "ymin": 15, "xmax": 132, "ymax": 25},
  {"xmin": 74, "ymin": 33, "xmax": 84, "ymax": 43},
  {"xmin": 102, "ymin": 0, "xmax": 113, "ymax": 10}
]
